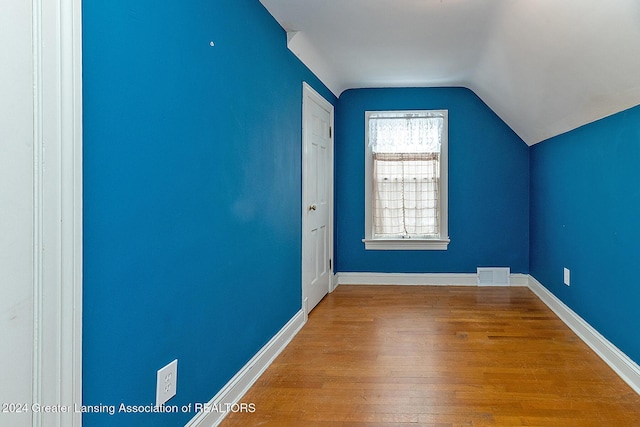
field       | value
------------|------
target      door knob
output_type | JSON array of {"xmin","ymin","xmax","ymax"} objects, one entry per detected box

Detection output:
[{"xmin": 309, "ymin": 204, "xmax": 317, "ymax": 211}]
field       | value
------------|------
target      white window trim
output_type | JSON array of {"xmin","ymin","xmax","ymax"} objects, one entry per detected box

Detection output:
[{"xmin": 363, "ymin": 110, "xmax": 450, "ymax": 251}]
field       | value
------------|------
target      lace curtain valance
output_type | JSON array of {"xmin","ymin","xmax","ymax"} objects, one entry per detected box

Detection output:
[{"xmin": 368, "ymin": 111, "xmax": 444, "ymax": 154}]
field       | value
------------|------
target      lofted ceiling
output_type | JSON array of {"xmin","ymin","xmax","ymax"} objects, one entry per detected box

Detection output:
[{"xmin": 259, "ymin": 0, "xmax": 640, "ymax": 145}]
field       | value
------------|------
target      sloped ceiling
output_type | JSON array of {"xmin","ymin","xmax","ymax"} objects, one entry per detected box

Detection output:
[{"xmin": 259, "ymin": 0, "xmax": 640, "ymax": 145}]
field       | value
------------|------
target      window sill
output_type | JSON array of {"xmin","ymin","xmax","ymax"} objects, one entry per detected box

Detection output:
[{"xmin": 362, "ymin": 238, "xmax": 450, "ymax": 251}]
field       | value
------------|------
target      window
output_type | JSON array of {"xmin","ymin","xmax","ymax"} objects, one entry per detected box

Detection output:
[{"xmin": 363, "ymin": 110, "xmax": 449, "ymax": 250}]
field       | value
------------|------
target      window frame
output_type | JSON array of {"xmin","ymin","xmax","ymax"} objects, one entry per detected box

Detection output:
[{"xmin": 363, "ymin": 109, "xmax": 450, "ymax": 250}]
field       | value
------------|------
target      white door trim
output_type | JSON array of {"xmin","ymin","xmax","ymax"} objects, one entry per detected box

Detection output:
[
  {"xmin": 301, "ymin": 82, "xmax": 334, "ymax": 318},
  {"xmin": 32, "ymin": 0, "xmax": 83, "ymax": 424}
]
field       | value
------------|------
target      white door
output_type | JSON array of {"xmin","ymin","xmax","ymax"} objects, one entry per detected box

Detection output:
[{"xmin": 302, "ymin": 83, "xmax": 334, "ymax": 314}]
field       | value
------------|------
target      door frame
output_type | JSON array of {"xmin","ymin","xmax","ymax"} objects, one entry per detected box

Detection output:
[
  {"xmin": 301, "ymin": 82, "xmax": 335, "ymax": 319},
  {"xmin": 32, "ymin": 0, "xmax": 83, "ymax": 424}
]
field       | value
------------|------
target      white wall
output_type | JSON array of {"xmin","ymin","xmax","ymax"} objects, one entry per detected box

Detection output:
[{"xmin": 0, "ymin": 1, "xmax": 35, "ymax": 425}]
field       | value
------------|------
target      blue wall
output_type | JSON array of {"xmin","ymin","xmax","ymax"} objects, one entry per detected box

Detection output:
[
  {"xmin": 335, "ymin": 88, "xmax": 530, "ymax": 273},
  {"xmin": 530, "ymin": 104, "xmax": 640, "ymax": 363},
  {"xmin": 82, "ymin": 0, "xmax": 640, "ymax": 422},
  {"xmin": 82, "ymin": 1, "xmax": 335, "ymax": 425}
]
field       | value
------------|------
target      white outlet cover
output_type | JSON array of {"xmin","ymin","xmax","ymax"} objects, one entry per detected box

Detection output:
[
  {"xmin": 564, "ymin": 268, "xmax": 570, "ymax": 286},
  {"xmin": 156, "ymin": 359, "xmax": 178, "ymax": 406}
]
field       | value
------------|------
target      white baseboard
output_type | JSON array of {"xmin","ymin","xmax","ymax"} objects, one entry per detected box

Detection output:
[
  {"xmin": 528, "ymin": 276, "xmax": 640, "ymax": 394},
  {"xmin": 337, "ymin": 272, "xmax": 477, "ymax": 286},
  {"xmin": 510, "ymin": 273, "xmax": 530, "ymax": 287},
  {"xmin": 330, "ymin": 273, "xmax": 339, "ymax": 293},
  {"xmin": 185, "ymin": 310, "xmax": 305, "ymax": 427},
  {"xmin": 337, "ymin": 272, "xmax": 529, "ymax": 287}
]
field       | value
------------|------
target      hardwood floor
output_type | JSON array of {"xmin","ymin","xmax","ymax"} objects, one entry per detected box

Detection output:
[{"xmin": 221, "ymin": 286, "xmax": 640, "ymax": 426}]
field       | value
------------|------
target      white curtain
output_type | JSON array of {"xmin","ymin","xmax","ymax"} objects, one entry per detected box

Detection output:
[{"xmin": 369, "ymin": 112, "xmax": 443, "ymax": 154}]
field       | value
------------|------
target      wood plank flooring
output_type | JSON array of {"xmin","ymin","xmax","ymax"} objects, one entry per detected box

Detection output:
[{"xmin": 221, "ymin": 286, "xmax": 640, "ymax": 426}]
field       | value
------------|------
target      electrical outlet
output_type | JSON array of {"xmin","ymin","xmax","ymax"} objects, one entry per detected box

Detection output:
[
  {"xmin": 563, "ymin": 268, "xmax": 570, "ymax": 286},
  {"xmin": 156, "ymin": 359, "xmax": 177, "ymax": 406}
]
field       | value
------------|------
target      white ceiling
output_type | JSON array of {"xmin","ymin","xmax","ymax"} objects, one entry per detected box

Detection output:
[{"xmin": 259, "ymin": 0, "xmax": 640, "ymax": 145}]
